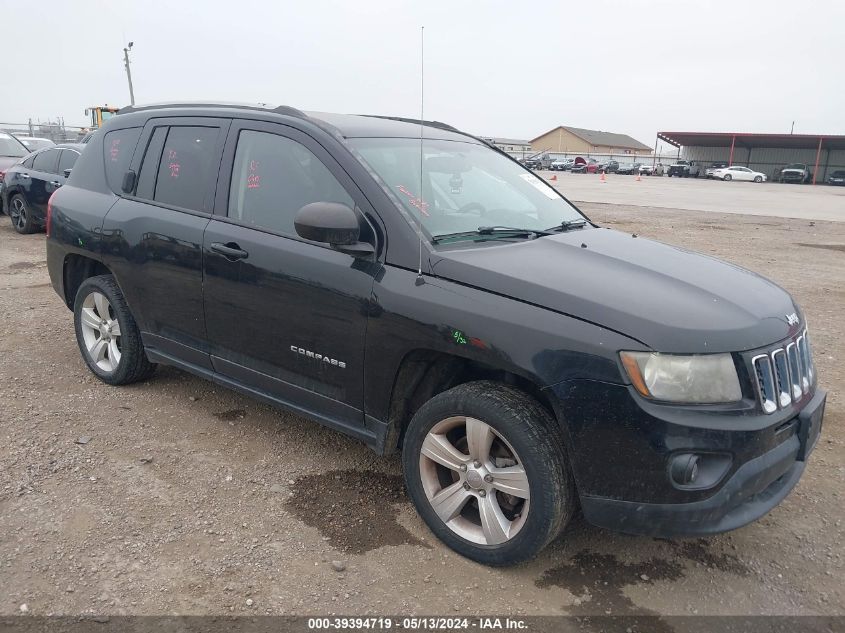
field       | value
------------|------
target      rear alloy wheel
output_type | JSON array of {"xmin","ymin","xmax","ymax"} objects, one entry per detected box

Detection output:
[
  {"xmin": 723, "ymin": 174, "xmax": 732, "ymax": 181},
  {"xmin": 402, "ymin": 381, "xmax": 574, "ymax": 566},
  {"xmin": 74, "ymin": 275, "xmax": 156, "ymax": 385},
  {"xmin": 9, "ymin": 194, "xmax": 36, "ymax": 234}
]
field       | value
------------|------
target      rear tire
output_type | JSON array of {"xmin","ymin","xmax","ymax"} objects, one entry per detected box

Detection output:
[
  {"xmin": 402, "ymin": 381, "xmax": 575, "ymax": 566},
  {"xmin": 73, "ymin": 275, "xmax": 157, "ymax": 385},
  {"xmin": 9, "ymin": 194, "xmax": 36, "ymax": 234}
]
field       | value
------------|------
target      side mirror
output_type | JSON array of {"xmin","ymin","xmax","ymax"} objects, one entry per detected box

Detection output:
[
  {"xmin": 294, "ymin": 202, "xmax": 373, "ymax": 255},
  {"xmin": 63, "ymin": 168, "xmax": 72, "ymax": 178}
]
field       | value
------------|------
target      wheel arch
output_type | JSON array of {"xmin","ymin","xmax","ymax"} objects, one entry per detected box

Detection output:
[
  {"xmin": 382, "ymin": 348, "xmax": 561, "ymax": 455},
  {"xmin": 62, "ymin": 254, "xmax": 112, "ymax": 309}
]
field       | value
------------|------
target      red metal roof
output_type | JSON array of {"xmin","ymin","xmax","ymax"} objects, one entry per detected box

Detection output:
[{"xmin": 658, "ymin": 131, "xmax": 845, "ymax": 151}]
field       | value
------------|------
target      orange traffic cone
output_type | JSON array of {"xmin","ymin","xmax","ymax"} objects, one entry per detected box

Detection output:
[
  {"xmin": 600, "ymin": 171, "xmax": 606, "ymax": 182},
  {"xmin": 550, "ymin": 174, "xmax": 557, "ymax": 181}
]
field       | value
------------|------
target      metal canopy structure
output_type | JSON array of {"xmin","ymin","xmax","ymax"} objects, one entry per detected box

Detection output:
[{"xmin": 657, "ymin": 132, "xmax": 845, "ymax": 184}]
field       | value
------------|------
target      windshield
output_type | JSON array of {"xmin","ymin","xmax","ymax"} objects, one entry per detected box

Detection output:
[
  {"xmin": 0, "ymin": 132, "xmax": 28, "ymax": 158},
  {"xmin": 350, "ymin": 138, "xmax": 585, "ymax": 241},
  {"xmin": 101, "ymin": 110, "xmax": 116, "ymax": 122}
]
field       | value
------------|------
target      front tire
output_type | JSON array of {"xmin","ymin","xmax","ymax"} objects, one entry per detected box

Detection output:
[
  {"xmin": 74, "ymin": 275, "xmax": 157, "ymax": 385},
  {"xmin": 9, "ymin": 194, "xmax": 36, "ymax": 234},
  {"xmin": 402, "ymin": 381, "xmax": 575, "ymax": 566},
  {"xmin": 723, "ymin": 174, "xmax": 732, "ymax": 181},
  {"xmin": 754, "ymin": 176, "xmax": 763, "ymax": 183}
]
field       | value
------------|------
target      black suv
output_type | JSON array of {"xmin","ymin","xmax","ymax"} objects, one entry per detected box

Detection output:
[{"xmin": 46, "ymin": 103, "xmax": 825, "ymax": 566}]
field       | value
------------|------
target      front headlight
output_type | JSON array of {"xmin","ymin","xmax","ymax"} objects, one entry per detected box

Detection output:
[{"xmin": 620, "ymin": 352, "xmax": 742, "ymax": 403}]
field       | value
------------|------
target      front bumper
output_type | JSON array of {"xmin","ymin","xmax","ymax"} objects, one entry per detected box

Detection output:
[{"xmin": 551, "ymin": 375, "xmax": 825, "ymax": 537}]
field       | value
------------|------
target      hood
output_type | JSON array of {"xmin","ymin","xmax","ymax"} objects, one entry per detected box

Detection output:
[
  {"xmin": 430, "ymin": 228, "xmax": 798, "ymax": 353},
  {"xmin": 782, "ymin": 167, "xmax": 806, "ymax": 173}
]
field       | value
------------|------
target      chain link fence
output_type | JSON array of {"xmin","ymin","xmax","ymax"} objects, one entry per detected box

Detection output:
[{"xmin": 0, "ymin": 119, "xmax": 89, "ymax": 144}]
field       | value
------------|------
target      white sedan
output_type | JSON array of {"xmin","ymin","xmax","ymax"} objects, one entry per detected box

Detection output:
[{"xmin": 711, "ymin": 166, "xmax": 767, "ymax": 182}]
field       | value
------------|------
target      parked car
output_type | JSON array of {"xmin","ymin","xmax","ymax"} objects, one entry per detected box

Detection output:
[
  {"xmin": 571, "ymin": 159, "xmax": 599, "ymax": 174},
  {"xmin": 523, "ymin": 153, "xmax": 551, "ymax": 171},
  {"xmin": 780, "ymin": 163, "xmax": 812, "ymax": 184},
  {"xmin": 827, "ymin": 170, "xmax": 845, "ymax": 186},
  {"xmin": 0, "ymin": 132, "xmax": 31, "ymax": 215},
  {"xmin": 616, "ymin": 162, "xmax": 638, "ymax": 175},
  {"xmin": 711, "ymin": 166, "xmax": 767, "ymax": 182},
  {"xmin": 46, "ymin": 103, "xmax": 824, "ymax": 566},
  {"xmin": 667, "ymin": 160, "xmax": 701, "ymax": 178},
  {"xmin": 1, "ymin": 143, "xmax": 84, "ymax": 233},
  {"xmin": 569, "ymin": 156, "xmax": 587, "ymax": 174},
  {"xmin": 550, "ymin": 159, "xmax": 572, "ymax": 171},
  {"xmin": 705, "ymin": 161, "xmax": 729, "ymax": 179},
  {"xmin": 598, "ymin": 160, "xmax": 619, "ymax": 174},
  {"xmin": 15, "ymin": 136, "xmax": 56, "ymax": 151}
]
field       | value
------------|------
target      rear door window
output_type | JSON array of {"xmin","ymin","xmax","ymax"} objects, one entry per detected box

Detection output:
[
  {"xmin": 103, "ymin": 127, "xmax": 142, "ymax": 193},
  {"xmin": 152, "ymin": 126, "xmax": 221, "ymax": 212},
  {"xmin": 32, "ymin": 149, "xmax": 60, "ymax": 173}
]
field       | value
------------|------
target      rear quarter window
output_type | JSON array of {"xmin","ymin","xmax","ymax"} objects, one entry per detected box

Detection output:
[{"xmin": 103, "ymin": 127, "xmax": 142, "ymax": 193}]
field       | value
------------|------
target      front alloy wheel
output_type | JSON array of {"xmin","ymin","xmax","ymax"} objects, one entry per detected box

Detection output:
[
  {"xmin": 419, "ymin": 416, "xmax": 529, "ymax": 545},
  {"xmin": 402, "ymin": 381, "xmax": 575, "ymax": 566}
]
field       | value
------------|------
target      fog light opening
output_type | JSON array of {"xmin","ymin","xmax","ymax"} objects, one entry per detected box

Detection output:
[
  {"xmin": 668, "ymin": 452, "xmax": 733, "ymax": 490},
  {"xmin": 670, "ymin": 453, "xmax": 700, "ymax": 486}
]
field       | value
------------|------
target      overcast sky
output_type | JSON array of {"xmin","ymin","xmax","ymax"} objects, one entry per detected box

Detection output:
[{"xmin": 3, "ymin": 0, "xmax": 843, "ymax": 148}]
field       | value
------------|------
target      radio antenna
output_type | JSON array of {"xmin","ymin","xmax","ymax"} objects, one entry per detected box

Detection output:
[{"xmin": 416, "ymin": 25, "xmax": 425, "ymax": 282}]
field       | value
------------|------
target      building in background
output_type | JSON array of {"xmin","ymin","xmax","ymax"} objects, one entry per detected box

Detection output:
[
  {"xmin": 658, "ymin": 131, "xmax": 845, "ymax": 184},
  {"xmin": 478, "ymin": 136, "xmax": 532, "ymax": 155},
  {"xmin": 531, "ymin": 125, "xmax": 651, "ymax": 155}
]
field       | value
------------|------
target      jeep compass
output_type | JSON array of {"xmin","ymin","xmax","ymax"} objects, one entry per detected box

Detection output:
[{"xmin": 45, "ymin": 103, "xmax": 825, "ymax": 566}]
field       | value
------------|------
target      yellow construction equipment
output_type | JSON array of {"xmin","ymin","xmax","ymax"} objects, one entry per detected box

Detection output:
[{"xmin": 84, "ymin": 106, "xmax": 119, "ymax": 129}]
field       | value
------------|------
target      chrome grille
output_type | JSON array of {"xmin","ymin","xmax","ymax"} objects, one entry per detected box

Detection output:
[{"xmin": 752, "ymin": 329, "xmax": 814, "ymax": 413}]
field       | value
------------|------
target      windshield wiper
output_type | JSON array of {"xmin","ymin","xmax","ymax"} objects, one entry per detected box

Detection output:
[
  {"xmin": 432, "ymin": 226, "xmax": 553, "ymax": 244},
  {"xmin": 546, "ymin": 219, "xmax": 588, "ymax": 232}
]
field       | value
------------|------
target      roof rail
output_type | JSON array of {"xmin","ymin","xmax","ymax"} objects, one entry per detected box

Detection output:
[
  {"xmin": 363, "ymin": 115, "xmax": 462, "ymax": 134},
  {"xmin": 116, "ymin": 102, "xmax": 307, "ymax": 119},
  {"xmin": 272, "ymin": 105, "xmax": 307, "ymax": 118},
  {"xmin": 364, "ymin": 114, "xmax": 509, "ymax": 155}
]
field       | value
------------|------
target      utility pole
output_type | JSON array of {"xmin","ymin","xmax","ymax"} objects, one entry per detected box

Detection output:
[{"xmin": 123, "ymin": 42, "xmax": 135, "ymax": 106}]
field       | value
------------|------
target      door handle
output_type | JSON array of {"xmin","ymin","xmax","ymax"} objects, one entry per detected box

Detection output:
[
  {"xmin": 20, "ymin": 173, "xmax": 29, "ymax": 179},
  {"xmin": 50, "ymin": 181, "xmax": 61, "ymax": 187},
  {"xmin": 210, "ymin": 242, "xmax": 249, "ymax": 261}
]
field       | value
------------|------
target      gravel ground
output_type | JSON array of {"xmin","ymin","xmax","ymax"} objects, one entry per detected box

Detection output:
[{"xmin": 0, "ymin": 205, "xmax": 842, "ymax": 619}]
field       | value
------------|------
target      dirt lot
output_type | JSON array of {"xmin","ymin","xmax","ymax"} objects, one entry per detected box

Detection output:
[{"xmin": 0, "ymin": 204, "xmax": 842, "ymax": 619}]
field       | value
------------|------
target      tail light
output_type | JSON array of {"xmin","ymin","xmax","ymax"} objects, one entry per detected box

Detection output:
[{"xmin": 46, "ymin": 191, "xmax": 56, "ymax": 236}]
